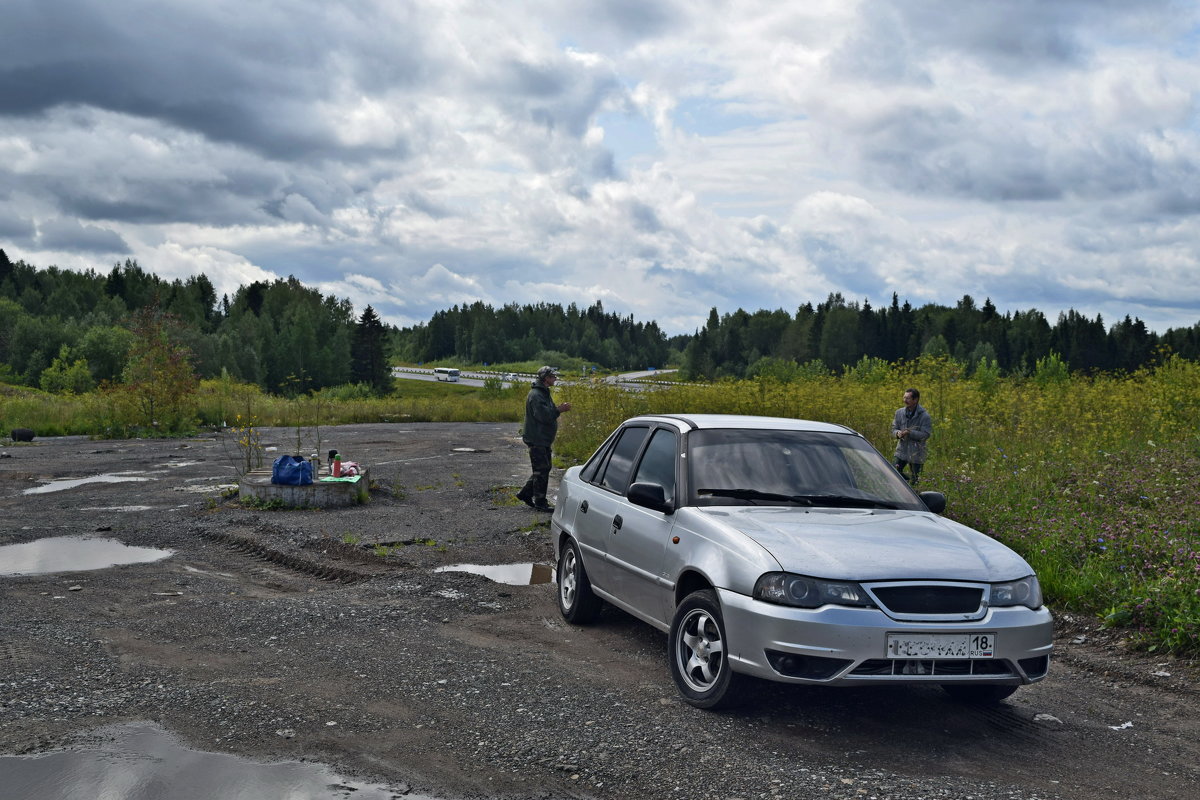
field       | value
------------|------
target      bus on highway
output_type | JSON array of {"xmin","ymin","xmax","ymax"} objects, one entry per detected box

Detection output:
[{"xmin": 433, "ymin": 367, "xmax": 461, "ymax": 382}]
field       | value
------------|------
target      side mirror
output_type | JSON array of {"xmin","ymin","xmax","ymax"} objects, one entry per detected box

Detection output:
[
  {"xmin": 627, "ymin": 482, "xmax": 674, "ymax": 514},
  {"xmin": 919, "ymin": 491, "xmax": 946, "ymax": 514}
]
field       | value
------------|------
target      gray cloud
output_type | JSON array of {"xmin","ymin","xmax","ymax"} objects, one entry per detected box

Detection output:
[
  {"xmin": 37, "ymin": 218, "xmax": 129, "ymax": 253},
  {"xmin": 0, "ymin": 204, "xmax": 36, "ymax": 243},
  {"xmin": 0, "ymin": 2, "xmax": 431, "ymax": 160},
  {"xmin": 880, "ymin": 0, "xmax": 1182, "ymax": 71}
]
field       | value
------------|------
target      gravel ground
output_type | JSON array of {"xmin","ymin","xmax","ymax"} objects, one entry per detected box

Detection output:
[{"xmin": 1, "ymin": 423, "xmax": 1198, "ymax": 800}]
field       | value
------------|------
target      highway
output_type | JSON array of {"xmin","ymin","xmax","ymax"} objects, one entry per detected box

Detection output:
[{"xmin": 390, "ymin": 367, "xmax": 677, "ymax": 389}]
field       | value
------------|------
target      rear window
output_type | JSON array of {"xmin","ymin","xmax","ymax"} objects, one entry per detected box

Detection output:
[{"xmin": 598, "ymin": 425, "xmax": 650, "ymax": 494}]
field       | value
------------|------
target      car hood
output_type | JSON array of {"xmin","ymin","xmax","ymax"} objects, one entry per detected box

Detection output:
[{"xmin": 694, "ymin": 506, "xmax": 1031, "ymax": 582}]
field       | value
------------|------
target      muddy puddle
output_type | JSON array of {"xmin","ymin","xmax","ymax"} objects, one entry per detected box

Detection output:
[
  {"xmin": 0, "ymin": 722, "xmax": 432, "ymax": 799},
  {"xmin": 435, "ymin": 562, "xmax": 554, "ymax": 585},
  {"xmin": 0, "ymin": 536, "xmax": 173, "ymax": 576}
]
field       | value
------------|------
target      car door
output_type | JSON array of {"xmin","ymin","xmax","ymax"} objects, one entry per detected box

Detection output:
[
  {"xmin": 604, "ymin": 426, "xmax": 679, "ymax": 626},
  {"xmin": 570, "ymin": 424, "xmax": 651, "ymax": 594}
]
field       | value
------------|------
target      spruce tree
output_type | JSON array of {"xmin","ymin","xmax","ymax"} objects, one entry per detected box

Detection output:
[{"xmin": 352, "ymin": 305, "xmax": 391, "ymax": 395}]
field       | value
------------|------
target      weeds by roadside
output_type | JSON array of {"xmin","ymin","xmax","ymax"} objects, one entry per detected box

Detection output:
[{"xmin": 551, "ymin": 355, "xmax": 1200, "ymax": 656}]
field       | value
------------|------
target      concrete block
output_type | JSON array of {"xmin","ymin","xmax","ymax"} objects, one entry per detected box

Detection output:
[{"xmin": 239, "ymin": 469, "xmax": 369, "ymax": 508}]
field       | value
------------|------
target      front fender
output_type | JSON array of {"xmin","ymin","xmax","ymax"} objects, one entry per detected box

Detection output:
[{"xmin": 664, "ymin": 508, "xmax": 781, "ymax": 601}]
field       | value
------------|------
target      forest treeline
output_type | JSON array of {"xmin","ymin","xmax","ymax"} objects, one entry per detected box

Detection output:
[
  {"xmin": 0, "ymin": 252, "xmax": 390, "ymax": 395},
  {"xmin": 391, "ymin": 301, "xmax": 675, "ymax": 371},
  {"xmin": 680, "ymin": 293, "xmax": 1200, "ymax": 381},
  {"xmin": 3, "ymin": 249, "xmax": 1200, "ymax": 395}
]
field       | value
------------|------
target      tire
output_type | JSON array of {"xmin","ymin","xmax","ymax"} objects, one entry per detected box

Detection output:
[
  {"xmin": 941, "ymin": 683, "xmax": 1019, "ymax": 704},
  {"xmin": 668, "ymin": 589, "xmax": 743, "ymax": 709},
  {"xmin": 557, "ymin": 538, "xmax": 602, "ymax": 624}
]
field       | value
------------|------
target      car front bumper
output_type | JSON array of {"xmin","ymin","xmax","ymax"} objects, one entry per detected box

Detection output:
[{"xmin": 718, "ymin": 587, "xmax": 1054, "ymax": 686}]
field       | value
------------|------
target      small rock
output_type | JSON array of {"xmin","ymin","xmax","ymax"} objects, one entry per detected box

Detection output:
[
  {"xmin": 68, "ymin": 585, "xmax": 83, "ymax": 592},
  {"xmin": 1109, "ymin": 721, "xmax": 1133, "ymax": 730},
  {"xmin": 275, "ymin": 728, "xmax": 296, "ymax": 738},
  {"xmin": 1034, "ymin": 713, "xmax": 1063, "ymax": 724},
  {"xmin": 1151, "ymin": 670, "xmax": 1171, "ymax": 678}
]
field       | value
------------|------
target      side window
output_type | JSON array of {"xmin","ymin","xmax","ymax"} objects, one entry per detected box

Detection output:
[
  {"xmin": 580, "ymin": 432, "xmax": 618, "ymax": 483},
  {"xmin": 598, "ymin": 426, "xmax": 650, "ymax": 494},
  {"xmin": 631, "ymin": 428, "xmax": 678, "ymax": 503}
]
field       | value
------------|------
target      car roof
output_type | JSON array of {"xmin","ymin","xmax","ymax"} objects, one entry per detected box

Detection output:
[{"xmin": 626, "ymin": 413, "xmax": 857, "ymax": 435}]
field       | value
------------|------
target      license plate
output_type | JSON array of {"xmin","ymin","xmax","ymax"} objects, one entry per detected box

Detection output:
[{"xmin": 886, "ymin": 633, "xmax": 996, "ymax": 659}]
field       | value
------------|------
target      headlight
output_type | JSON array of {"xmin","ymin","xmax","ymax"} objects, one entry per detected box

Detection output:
[
  {"xmin": 990, "ymin": 576, "xmax": 1043, "ymax": 609},
  {"xmin": 754, "ymin": 573, "xmax": 873, "ymax": 608}
]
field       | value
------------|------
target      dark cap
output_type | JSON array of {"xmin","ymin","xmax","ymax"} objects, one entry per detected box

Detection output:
[{"xmin": 536, "ymin": 365, "xmax": 559, "ymax": 380}]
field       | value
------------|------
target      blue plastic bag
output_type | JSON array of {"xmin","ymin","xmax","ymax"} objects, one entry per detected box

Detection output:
[{"xmin": 271, "ymin": 455, "xmax": 313, "ymax": 485}]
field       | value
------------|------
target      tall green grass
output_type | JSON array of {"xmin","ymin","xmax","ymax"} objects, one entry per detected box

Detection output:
[
  {"xmin": 554, "ymin": 355, "xmax": 1200, "ymax": 656},
  {"xmin": 0, "ymin": 376, "xmax": 525, "ymax": 436}
]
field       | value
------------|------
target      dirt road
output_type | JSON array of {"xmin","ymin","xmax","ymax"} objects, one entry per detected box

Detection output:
[{"xmin": 1, "ymin": 423, "xmax": 1198, "ymax": 799}]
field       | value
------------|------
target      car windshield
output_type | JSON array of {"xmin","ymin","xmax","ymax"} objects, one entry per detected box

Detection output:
[{"xmin": 687, "ymin": 428, "xmax": 925, "ymax": 510}]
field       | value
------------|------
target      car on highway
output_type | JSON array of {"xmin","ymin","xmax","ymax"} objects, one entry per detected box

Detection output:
[{"xmin": 551, "ymin": 414, "xmax": 1053, "ymax": 709}]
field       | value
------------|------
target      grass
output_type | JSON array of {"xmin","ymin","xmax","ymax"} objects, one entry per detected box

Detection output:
[
  {"xmin": 490, "ymin": 486, "xmax": 526, "ymax": 507},
  {"xmin": 551, "ymin": 354, "xmax": 1200, "ymax": 656},
  {"xmin": 0, "ymin": 375, "xmax": 525, "ymax": 438},
  {"xmin": 5, "ymin": 354, "xmax": 1198, "ymax": 655},
  {"xmin": 241, "ymin": 496, "xmax": 291, "ymax": 511}
]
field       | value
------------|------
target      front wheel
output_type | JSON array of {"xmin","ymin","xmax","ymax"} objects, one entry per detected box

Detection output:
[
  {"xmin": 557, "ymin": 538, "xmax": 601, "ymax": 624},
  {"xmin": 941, "ymin": 683, "xmax": 1019, "ymax": 704},
  {"xmin": 668, "ymin": 590, "xmax": 743, "ymax": 709}
]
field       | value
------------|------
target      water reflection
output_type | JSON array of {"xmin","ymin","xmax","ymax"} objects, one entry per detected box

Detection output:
[
  {"xmin": 435, "ymin": 562, "xmax": 554, "ymax": 585},
  {"xmin": 0, "ymin": 536, "xmax": 173, "ymax": 577},
  {"xmin": 0, "ymin": 722, "xmax": 432, "ymax": 800},
  {"xmin": 23, "ymin": 474, "xmax": 151, "ymax": 495}
]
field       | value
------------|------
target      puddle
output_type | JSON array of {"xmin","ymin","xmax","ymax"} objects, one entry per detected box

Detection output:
[
  {"xmin": 23, "ymin": 474, "xmax": 152, "ymax": 495},
  {"xmin": 435, "ymin": 562, "xmax": 554, "ymax": 585},
  {"xmin": 81, "ymin": 506, "xmax": 155, "ymax": 512},
  {"xmin": 0, "ymin": 722, "xmax": 433, "ymax": 800},
  {"xmin": 0, "ymin": 536, "xmax": 174, "ymax": 577}
]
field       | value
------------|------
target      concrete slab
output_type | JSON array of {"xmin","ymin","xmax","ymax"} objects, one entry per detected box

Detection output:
[{"xmin": 239, "ymin": 469, "xmax": 369, "ymax": 508}]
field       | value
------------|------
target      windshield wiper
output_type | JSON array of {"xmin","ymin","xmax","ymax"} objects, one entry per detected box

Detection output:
[
  {"xmin": 698, "ymin": 488, "xmax": 901, "ymax": 510},
  {"xmin": 790, "ymin": 493, "xmax": 901, "ymax": 509},
  {"xmin": 697, "ymin": 488, "xmax": 814, "ymax": 506}
]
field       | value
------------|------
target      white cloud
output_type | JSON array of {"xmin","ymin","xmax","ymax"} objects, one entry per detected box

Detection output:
[
  {"xmin": 0, "ymin": 0, "xmax": 1198, "ymax": 335},
  {"xmin": 147, "ymin": 242, "xmax": 278, "ymax": 301}
]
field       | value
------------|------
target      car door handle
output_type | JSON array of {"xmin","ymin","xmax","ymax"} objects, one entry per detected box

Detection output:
[
  {"xmin": 580, "ymin": 500, "xmax": 589, "ymax": 513},
  {"xmin": 612, "ymin": 515, "xmax": 623, "ymax": 531}
]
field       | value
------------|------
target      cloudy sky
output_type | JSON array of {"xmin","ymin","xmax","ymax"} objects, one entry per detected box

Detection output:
[{"xmin": 3, "ymin": 1, "xmax": 1199, "ymax": 335}]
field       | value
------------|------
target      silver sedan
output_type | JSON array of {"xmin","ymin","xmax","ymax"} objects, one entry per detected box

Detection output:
[{"xmin": 551, "ymin": 414, "xmax": 1053, "ymax": 709}]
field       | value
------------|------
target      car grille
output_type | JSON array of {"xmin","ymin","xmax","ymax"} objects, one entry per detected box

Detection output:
[
  {"xmin": 851, "ymin": 658, "xmax": 1016, "ymax": 677},
  {"xmin": 869, "ymin": 584, "xmax": 983, "ymax": 615}
]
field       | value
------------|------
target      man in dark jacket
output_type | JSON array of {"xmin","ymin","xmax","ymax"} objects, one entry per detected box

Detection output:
[{"xmin": 516, "ymin": 366, "xmax": 571, "ymax": 511}]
